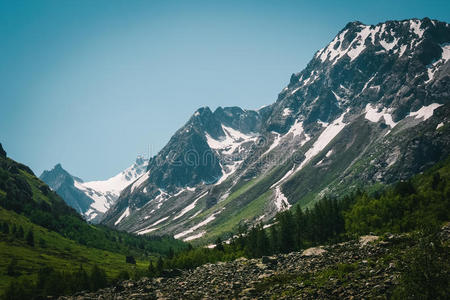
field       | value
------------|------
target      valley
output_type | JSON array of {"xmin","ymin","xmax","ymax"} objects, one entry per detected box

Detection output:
[{"xmin": 1, "ymin": 13, "xmax": 449, "ymax": 300}]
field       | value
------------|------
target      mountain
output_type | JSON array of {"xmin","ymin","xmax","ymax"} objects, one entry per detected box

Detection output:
[
  {"xmin": 102, "ymin": 18, "xmax": 450, "ymax": 244},
  {"xmin": 40, "ymin": 157, "xmax": 149, "ymax": 222},
  {"xmin": 0, "ymin": 143, "xmax": 185, "ymax": 296}
]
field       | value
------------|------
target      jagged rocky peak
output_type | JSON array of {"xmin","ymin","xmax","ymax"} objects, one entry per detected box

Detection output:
[
  {"xmin": 189, "ymin": 106, "xmax": 224, "ymax": 139},
  {"xmin": 40, "ymin": 163, "xmax": 75, "ymax": 189},
  {"xmin": 213, "ymin": 106, "xmax": 262, "ymax": 134},
  {"xmin": 272, "ymin": 17, "xmax": 450, "ymax": 131},
  {"xmin": 313, "ymin": 18, "xmax": 448, "ymax": 66}
]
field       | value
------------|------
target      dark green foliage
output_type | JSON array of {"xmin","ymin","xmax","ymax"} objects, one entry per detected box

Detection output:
[
  {"xmin": 344, "ymin": 158, "xmax": 450, "ymax": 236},
  {"xmin": 14, "ymin": 226, "xmax": 23, "ymax": 239},
  {"xmin": 214, "ymin": 237, "xmax": 224, "ymax": 252},
  {"xmin": 2, "ymin": 264, "xmax": 109, "ymax": 300},
  {"xmin": 38, "ymin": 238, "xmax": 46, "ymax": 248},
  {"xmin": 6, "ymin": 259, "xmax": 17, "ymax": 277},
  {"xmin": 1, "ymin": 222, "xmax": 9, "ymax": 234},
  {"xmin": 0, "ymin": 147, "xmax": 188, "ymax": 298},
  {"xmin": 156, "ymin": 256, "xmax": 164, "ymax": 273},
  {"xmin": 90, "ymin": 265, "xmax": 107, "ymax": 291},
  {"xmin": 25, "ymin": 229, "xmax": 34, "ymax": 247},
  {"xmin": 167, "ymin": 247, "xmax": 174, "ymax": 259},
  {"xmin": 2, "ymin": 278, "xmax": 33, "ymax": 300},
  {"xmin": 0, "ymin": 153, "xmax": 187, "ymax": 260},
  {"xmin": 393, "ymin": 227, "xmax": 450, "ymax": 299},
  {"xmin": 116, "ymin": 270, "xmax": 130, "ymax": 282},
  {"xmin": 147, "ymin": 261, "xmax": 155, "ymax": 277},
  {"xmin": 125, "ymin": 256, "xmax": 136, "ymax": 265}
]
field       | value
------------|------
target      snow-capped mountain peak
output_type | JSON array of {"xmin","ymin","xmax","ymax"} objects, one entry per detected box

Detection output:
[{"xmin": 40, "ymin": 156, "xmax": 149, "ymax": 222}]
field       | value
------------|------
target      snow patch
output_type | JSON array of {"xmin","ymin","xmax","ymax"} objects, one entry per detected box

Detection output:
[
  {"xmin": 274, "ymin": 186, "xmax": 291, "ymax": 211},
  {"xmin": 364, "ymin": 104, "xmax": 397, "ymax": 128},
  {"xmin": 410, "ymin": 20, "xmax": 424, "ymax": 38},
  {"xmin": 174, "ymin": 210, "xmax": 222, "ymax": 240},
  {"xmin": 436, "ymin": 122, "xmax": 444, "ymax": 129},
  {"xmin": 409, "ymin": 103, "xmax": 443, "ymax": 121},
  {"xmin": 425, "ymin": 44, "xmax": 450, "ymax": 84},
  {"xmin": 263, "ymin": 132, "xmax": 282, "ymax": 156},
  {"xmin": 205, "ymin": 125, "xmax": 257, "ymax": 155},
  {"xmin": 216, "ymin": 160, "xmax": 241, "ymax": 185},
  {"xmin": 189, "ymin": 210, "xmax": 202, "ymax": 220},
  {"xmin": 289, "ymin": 86, "xmax": 301, "ymax": 96},
  {"xmin": 183, "ymin": 231, "xmax": 206, "ymax": 242},
  {"xmin": 288, "ymin": 119, "xmax": 306, "ymax": 138},
  {"xmin": 318, "ymin": 29, "xmax": 349, "ymax": 63},
  {"xmin": 347, "ymin": 26, "xmax": 371, "ymax": 61},
  {"xmin": 332, "ymin": 91, "xmax": 346, "ymax": 104},
  {"xmin": 114, "ymin": 207, "xmax": 130, "ymax": 226},
  {"xmin": 130, "ymin": 171, "xmax": 149, "ymax": 193},
  {"xmin": 173, "ymin": 191, "xmax": 208, "ymax": 220},
  {"xmin": 282, "ymin": 108, "xmax": 292, "ymax": 117},
  {"xmin": 148, "ymin": 216, "xmax": 170, "ymax": 228},
  {"xmin": 398, "ymin": 44, "xmax": 407, "ymax": 57},
  {"xmin": 295, "ymin": 110, "xmax": 348, "ymax": 172},
  {"xmin": 136, "ymin": 227, "xmax": 159, "ymax": 235}
]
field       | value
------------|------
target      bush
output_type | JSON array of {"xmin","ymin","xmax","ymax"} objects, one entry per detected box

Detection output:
[{"xmin": 393, "ymin": 227, "xmax": 450, "ymax": 299}]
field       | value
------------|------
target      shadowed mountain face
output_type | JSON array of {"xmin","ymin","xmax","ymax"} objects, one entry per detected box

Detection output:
[
  {"xmin": 97, "ymin": 18, "xmax": 450, "ymax": 243},
  {"xmin": 40, "ymin": 164, "xmax": 94, "ymax": 214}
]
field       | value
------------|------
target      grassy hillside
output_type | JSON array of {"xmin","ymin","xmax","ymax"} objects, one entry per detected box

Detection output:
[
  {"xmin": 0, "ymin": 144, "xmax": 186, "ymax": 298},
  {"xmin": 0, "ymin": 207, "xmax": 149, "ymax": 292}
]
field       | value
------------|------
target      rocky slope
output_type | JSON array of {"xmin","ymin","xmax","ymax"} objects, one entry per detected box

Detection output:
[
  {"xmin": 40, "ymin": 157, "xmax": 148, "ymax": 223},
  {"xmin": 59, "ymin": 225, "xmax": 450, "ymax": 299},
  {"xmin": 102, "ymin": 18, "xmax": 450, "ymax": 243}
]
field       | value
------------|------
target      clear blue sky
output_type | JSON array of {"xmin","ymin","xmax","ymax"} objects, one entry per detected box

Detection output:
[{"xmin": 1, "ymin": 0, "xmax": 449, "ymax": 180}]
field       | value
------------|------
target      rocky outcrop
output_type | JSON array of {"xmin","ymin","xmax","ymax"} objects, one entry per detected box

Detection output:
[{"xmin": 60, "ymin": 227, "xmax": 450, "ymax": 300}]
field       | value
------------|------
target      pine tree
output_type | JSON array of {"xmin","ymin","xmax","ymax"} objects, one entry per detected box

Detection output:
[
  {"xmin": 16, "ymin": 226, "xmax": 24, "ymax": 239},
  {"xmin": 269, "ymin": 225, "xmax": 280, "ymax": 253},
  {"xmin": 255, "ymin": 225, "xmax": 270, "ymax": 257},
  {"xmin": 89, "ymin": 265, "xmax": 107, "ymax": 291},
  {"xmin": 215, "ymin": 237, "xmax": 224, "ymax": 252},
  {"xmin": 11, "ymin": 224, "xmax": 17, "ymax": 236},
  {"xmin": 156, "ymin": 256, "xmax": 164, "ymax": 274},
  {"xmin": 168, "ymin": 247, "xmax": 175, "ymax": 259},
  {"xmin": 7, "ymin": 258, "xmax": 18, "ymax": 276},
  {"xmin": 73, "ymin": 265, "xmax": 90, "ymax": 291},
  {"xmin": 294, "ymin": 206, "xmax": 305, "ymax": 249},
  {"xmin": 278, "ymin": 211, "xmax": 295, "ymax": 253},
  {"xmin": 1, "ymin": 222, "xmax": 9, "ymax": 234},
  {"xmin": 26, "ymin": 229, "xmax": 34, "ymax": 247},
  {"xmin": 148, "ymin": 261, "xmax": 155, "ymax": 276}
]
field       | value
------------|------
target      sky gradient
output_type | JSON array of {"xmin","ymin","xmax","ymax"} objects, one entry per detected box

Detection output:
[{"xmin": 1, "ymin": 0, "xmax": 449, "ymax": 180}]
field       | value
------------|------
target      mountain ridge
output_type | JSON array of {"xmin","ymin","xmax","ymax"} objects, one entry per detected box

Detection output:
[
  {"xmin": 97, "ymin": 18, "xmax": 449, "ymax": 243},
  {"xmin": 40, "ymin": 156, "xmax": 149, "ymax": 222}
]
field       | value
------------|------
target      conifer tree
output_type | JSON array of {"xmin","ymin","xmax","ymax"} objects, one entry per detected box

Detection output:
[
  {"xmin": 148, "ymin": 261, "xmax": 155, "ymax": 276},
  {"xmin": 26, "ymin": 229, "xmax": 34, "ymax": 247},
  {"xmin": 156, "ymin": 256, "xmax": 164, "ymax": 274},
  {"xmin": 89, "ymin": 265, "xmax": 107, "ymax": 291},
  {"xmin": 215, "ymin": 237, "xmax": 224, "ymax": 252}
]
